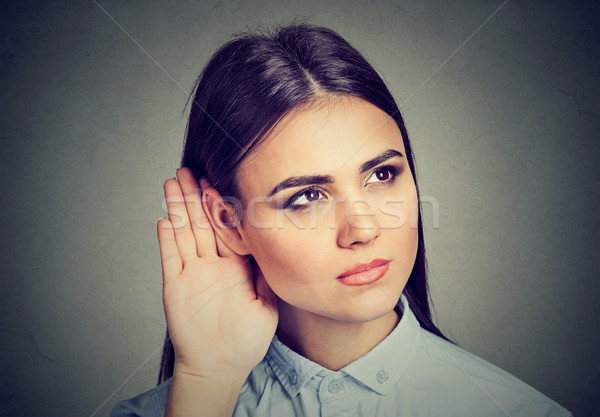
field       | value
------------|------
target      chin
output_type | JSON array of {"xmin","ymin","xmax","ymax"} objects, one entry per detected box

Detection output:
[{"xmin": 327, "ymin": 297, "xmax": 400, "ymax": 323}]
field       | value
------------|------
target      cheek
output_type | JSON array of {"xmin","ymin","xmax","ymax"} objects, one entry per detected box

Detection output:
[
  {"xmin": 408, "ymin": 183, "xmax": 420, "ymax": 230},
  {"xmin": 406, "ymin": 187, "xmax": 419, "ymax": 270},
  {"xmin": 384, "ymin": 181, "xmax": 419, "ymax": 270},
  {"xmin": 378, "ymin": 180, "xmax": 420, "ymax": 230},
  {"xmin": 244, "ymin": 226, "xmax": 329, "ymax": 291},
  {"xmin": 405, "ymin": 185, "xmax": 420, "ymax": 257}
]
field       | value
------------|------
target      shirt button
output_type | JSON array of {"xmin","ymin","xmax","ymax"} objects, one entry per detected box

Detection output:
[
  {"xmin": 289, "ymin": 371, "xmax": 298, "ymax": 385},
  {"xmin": 376, "ymin": 370, "xmax": 389, "ymax": 384},
  {"xmin": 327, "ymin": 380, "xmax": 342, "ymax": 394}
]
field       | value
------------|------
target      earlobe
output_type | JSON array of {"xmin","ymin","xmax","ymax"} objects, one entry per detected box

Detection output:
[{"xmin": 199, "ymin": 179, "xmax": 252, "ymax": 256}]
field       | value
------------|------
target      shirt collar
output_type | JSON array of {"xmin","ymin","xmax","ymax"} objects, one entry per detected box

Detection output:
[
  {"xmin": 265, "ymin": 293, "xmax": 419, "ymax": 397},
  {"xmin": 265, "ymin": 332, "xmax": 326, "ymax": 397}
]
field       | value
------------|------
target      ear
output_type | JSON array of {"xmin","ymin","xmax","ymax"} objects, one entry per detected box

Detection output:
[{"xmin": 199, "ymin": 178, "xmax": 252, "ymax": 256}]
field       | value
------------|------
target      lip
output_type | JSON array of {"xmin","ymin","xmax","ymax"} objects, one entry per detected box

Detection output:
[{"xmin": 337, "ymin": 259, "xmax": 391, "ymax": 286}]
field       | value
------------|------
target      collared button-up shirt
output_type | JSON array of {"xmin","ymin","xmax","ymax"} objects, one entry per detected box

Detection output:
[{"xmin": 111, "ymin": 295, "xmax": 572, "ymax": 417}]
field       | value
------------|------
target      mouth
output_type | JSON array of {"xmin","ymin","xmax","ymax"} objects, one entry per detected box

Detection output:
[{"xmin": 337, "ymin": 259, "xmax": 391, "ymax": 286}]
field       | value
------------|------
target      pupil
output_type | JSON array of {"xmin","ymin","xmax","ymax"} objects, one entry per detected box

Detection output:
[
  {"xmin": 377, "ymin": 169, "xmax": 389, "ymax": 181},
  {"xmin": 306, "ymin": 190, "xmax": 319, "ymax": 201}
]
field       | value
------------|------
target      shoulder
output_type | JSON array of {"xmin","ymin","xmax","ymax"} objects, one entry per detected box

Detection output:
[
  {"xmin": 110, "ymin": 378, "xmax": 172, "ymax": 417},
  {"xmin": 406, "ymin": 328, "xmax": 572, "ymax": 417}
]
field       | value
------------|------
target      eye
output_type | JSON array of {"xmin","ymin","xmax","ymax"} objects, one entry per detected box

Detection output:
[
  {"xmin": 284, "ymin": 187, "xmax": 327, "ymax": 210},
  {"xmin": 365, "ymin": 165, "xmax": 398, "ymax": 186}
]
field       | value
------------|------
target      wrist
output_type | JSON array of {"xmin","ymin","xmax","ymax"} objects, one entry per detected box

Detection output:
[
  {"xmin": 166, "ymin": 368, "xmax": 248, "ymax": 417},
  {"xmin": 173, "ymin": 363, "xmax": 248, "ymax": 388}
]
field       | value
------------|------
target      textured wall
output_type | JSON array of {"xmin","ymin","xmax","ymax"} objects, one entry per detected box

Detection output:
[{"xmin": 1, "ymin": 1, "xmax": 597, "ymax": 416}]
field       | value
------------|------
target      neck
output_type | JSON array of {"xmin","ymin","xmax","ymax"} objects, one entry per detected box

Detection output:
[{"xmin": 275, "ymin": 298, "xmax": 401, "ymax": 371}]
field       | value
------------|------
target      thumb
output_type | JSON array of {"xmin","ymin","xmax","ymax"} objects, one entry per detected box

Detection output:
[{"xmin": 251, "ymin": 257, "xmax": 277, "ymax": 307}]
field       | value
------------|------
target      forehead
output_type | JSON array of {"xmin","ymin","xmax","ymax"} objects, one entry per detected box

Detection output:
[{"xmin": 237, "ymin": 97, "xmax": 406, "ymax": 196}]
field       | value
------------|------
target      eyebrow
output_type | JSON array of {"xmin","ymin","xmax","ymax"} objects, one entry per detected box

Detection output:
[{"xmin": 267, "ymin": 148, "xmax": 404, "ymax": 197}]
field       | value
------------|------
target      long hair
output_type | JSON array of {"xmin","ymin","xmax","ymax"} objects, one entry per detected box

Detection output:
[{"xmin": 158, "ymin": 22, "xmax": 451, "ymax": 384}]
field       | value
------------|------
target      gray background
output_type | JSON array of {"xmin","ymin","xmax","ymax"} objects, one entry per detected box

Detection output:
[{"xmin": 1, "ymin": 0, "xmax": 598, "ymax": 416}]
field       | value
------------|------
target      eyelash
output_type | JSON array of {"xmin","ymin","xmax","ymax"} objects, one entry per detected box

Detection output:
[{"xmin": 283, "ymin": 165, "xmax": 400, "ymax": 211}]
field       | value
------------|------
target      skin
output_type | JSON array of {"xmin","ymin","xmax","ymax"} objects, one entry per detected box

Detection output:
[
  {"xmin": 160, "ymin": 172, "xmax": 278, "ymax": 417},
  {"xmin": 159, "ymin": 95, "xmax": 419, "ymax": 415},
  {"xmin": 215, "ymin": 96, "xmax": 418, "ymax": 370}
]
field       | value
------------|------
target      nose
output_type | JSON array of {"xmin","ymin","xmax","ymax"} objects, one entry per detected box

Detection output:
[{"xmin": 336, "ymin": 197, "xmax": 381, "ymax": 248}]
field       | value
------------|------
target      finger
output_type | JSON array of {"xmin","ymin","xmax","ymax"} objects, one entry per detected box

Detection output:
[
  {"xmin": 175, "ymin": 167, "xmax": 218, "ymax": 257},
  {"xmin": 164, "ymin": 178, "xmax": 197, "ymax": 263},
  {"xmin": 157, "ymin": 218, "xmax": 182, "ymax": 282}
]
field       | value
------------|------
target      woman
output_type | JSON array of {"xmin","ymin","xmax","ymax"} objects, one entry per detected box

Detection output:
[{"xmin": 112, "ymin": 23, "xmax": 572, "ymax": 416}]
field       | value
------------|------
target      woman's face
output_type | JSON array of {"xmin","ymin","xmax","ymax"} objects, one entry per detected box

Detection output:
[{"xmin": 236, "ymin": 97, "xmax": 419, "ymax": 323}]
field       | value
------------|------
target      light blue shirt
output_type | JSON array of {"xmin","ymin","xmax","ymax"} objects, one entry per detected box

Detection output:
[{"xmin": 111, "ymin": 295, "xmax": 572, "ymax": 416}]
